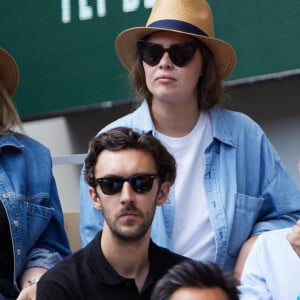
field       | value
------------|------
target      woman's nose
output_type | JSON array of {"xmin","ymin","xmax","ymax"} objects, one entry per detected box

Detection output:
[{"xmin": 159, "ymin": 52, "xmax": 173, "ymax": 69}]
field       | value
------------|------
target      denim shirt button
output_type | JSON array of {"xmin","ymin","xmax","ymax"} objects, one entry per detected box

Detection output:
[
  {"xmin": 3, "ymin": 193, "xmax": 10, "ymax": 198},
  {"xmin": 17, "ymin": 249, "xmax": 21, "ymax": 256},
  {"xmin": 165, "ymin": 198, "xmax": 171, "ymax": 204},
  {"xmin": 13, "ymin": 220, "xmax": 19, "ymax": 227}
]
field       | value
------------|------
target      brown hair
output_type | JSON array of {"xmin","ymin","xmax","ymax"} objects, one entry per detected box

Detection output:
[
  {"xmin": 0, "ymin": 80, "xmax": 22, "ymax": 135},
  {"xmin": 129, "ymin": 39, "xmax": 224, "ymax": 110},
  {"xmin": 84, "ymin": 127, "xmax": 176, "ymax": 188}
]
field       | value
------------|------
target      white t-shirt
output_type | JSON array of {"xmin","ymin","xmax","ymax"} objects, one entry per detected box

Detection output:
[
  {"xmin": 240, "ymin": 227, "xmax": 300, "ymax": 300},
  {"xmin": 156, "ymin": 111, "xmax": 216, "ymax": 262}
]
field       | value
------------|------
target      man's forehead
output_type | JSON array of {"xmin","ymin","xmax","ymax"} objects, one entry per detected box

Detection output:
[{"xmin": 95, "ymin": 149, "xmax": 157, "ymax": 175}]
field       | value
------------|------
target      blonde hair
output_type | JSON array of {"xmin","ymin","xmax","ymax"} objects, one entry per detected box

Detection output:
[{"xmin": 0, "ymin": 80, "xmax": 22, "ymax": 135}]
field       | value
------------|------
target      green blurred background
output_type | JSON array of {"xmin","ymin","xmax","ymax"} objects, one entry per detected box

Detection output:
[{"xmin": 1, "ymin": 0, "xmax": 299, "ymax": 118}]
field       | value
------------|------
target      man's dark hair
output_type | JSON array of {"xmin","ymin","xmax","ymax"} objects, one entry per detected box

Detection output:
[
  {"xmin": 84, "ymin": 126, "xmax": 176, "ymax": 187},
  {"xmin": 151, "ymin": 260, "xmax": 240, "ymax": 300}
]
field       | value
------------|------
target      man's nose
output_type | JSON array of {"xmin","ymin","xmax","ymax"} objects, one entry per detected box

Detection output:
[{"xmin": 119, "ymin": 182, "xmax": 135, "ymax": 204}]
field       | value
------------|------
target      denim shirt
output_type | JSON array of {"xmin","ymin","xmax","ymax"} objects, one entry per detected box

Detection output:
[
  {"xmin": 0, "ymin": 133, "xmax": 71, "ymax": 291},
  {"xmin": 79, "ymin": 101, "xmax": 300, "ymax": 271}
]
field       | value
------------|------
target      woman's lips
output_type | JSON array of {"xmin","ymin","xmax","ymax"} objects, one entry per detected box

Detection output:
[{"xmin": 156, "ymin": 75, "xmax": 175, "ymax": 83}]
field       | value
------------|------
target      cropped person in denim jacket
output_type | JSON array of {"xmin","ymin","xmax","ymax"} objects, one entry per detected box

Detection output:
[
  {"xmin": 0, "ymin": 47, "xmax": 71, "ymax": 299},
  {"xmin": 79, "ymin": 0, "xmax": 300, "ymax": 278}
]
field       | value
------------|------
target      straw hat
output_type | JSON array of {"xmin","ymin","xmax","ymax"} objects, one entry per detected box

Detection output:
[
  {"xmin": 115, "ymin": 0, "xmax": 236, "ymax": 80},
  {"xmin": 0, "ymin": 48, "xmax": 19, "ymax": 96}
]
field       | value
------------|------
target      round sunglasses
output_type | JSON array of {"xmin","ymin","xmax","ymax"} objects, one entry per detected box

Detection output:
[
  {"xmin": 137, "ymin": 40, "xmax": 197, "ymax": 67},
  {"xmin": 95, "ymin": 173, "xmax": 161, "ymax": 195}
]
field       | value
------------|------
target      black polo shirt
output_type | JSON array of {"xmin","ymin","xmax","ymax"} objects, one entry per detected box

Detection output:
[{"xmin": 37, "ymin": 231, "xmax": 187, "ymax": 300}]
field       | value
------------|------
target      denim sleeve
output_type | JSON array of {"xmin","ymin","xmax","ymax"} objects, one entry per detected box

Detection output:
[
  {"xmin": 79, "ymin": 165, "xmax": 104, "ymax": 247},
  {"xmin": 24, "ymin": 247, "xmax": 64, "ymax": 270},
  {"xmin": 252, "ymin": 152, "xmax": 300, "ymax": 235}
]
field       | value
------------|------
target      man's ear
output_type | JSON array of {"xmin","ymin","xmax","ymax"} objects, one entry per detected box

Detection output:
[
  {"xmin": 89, "ymin": 186, "xmax": 103, "ymax": 211},
  {"xmin": 156, "ymin": 181, "xmax": 171, "ymax": 206}
]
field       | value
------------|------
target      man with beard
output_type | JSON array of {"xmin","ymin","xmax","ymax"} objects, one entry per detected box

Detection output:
[{"xmin": 36, "ymin": 127, "xmax": 188, "ymax": 300}]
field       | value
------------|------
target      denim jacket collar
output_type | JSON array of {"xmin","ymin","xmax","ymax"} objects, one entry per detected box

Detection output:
[{"xmin": 0, "ymin": 133, "xmax": 24, "ymax": 149}]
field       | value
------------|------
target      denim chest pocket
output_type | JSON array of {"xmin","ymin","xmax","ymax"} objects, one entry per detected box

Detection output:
[
  {"xmin": 227, "ymin": 193, "xmax": 264, "ymax": 257},
  {"xmin": 24, "ymin": 200, "xmax": 55, "ymax": 249}
]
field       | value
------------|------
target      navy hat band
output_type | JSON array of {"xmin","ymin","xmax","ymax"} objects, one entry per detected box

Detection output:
[{"xmin": 148, "ymin": 19, "xmax": 208, "ymax": 37}]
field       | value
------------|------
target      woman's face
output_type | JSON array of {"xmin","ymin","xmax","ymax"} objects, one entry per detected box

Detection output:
[{"xmin": 142, "ymin": 31, "xmax": 203, "ymax": 106}]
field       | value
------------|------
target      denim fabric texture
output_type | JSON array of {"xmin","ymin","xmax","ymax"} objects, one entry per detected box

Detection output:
[{"xmin": 0, "ymin": 133, "xmax": 71, "ymax": 291}]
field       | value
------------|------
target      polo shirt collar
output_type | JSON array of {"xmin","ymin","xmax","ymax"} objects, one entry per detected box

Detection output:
[{"xmin": 86, "ymin": 231, "xmax": 160, "ymax": 288}]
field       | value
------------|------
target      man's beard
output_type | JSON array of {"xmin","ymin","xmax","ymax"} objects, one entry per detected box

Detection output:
[{"xmin": 103, "ymin": 202, "xmax": 156, "ymax": 242}]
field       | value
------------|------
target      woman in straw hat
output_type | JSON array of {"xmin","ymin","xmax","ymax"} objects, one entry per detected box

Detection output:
[
  {"xmin": 0, "ymin": 47, "xmax": 71, "ymax": 299},
  {"xmin": 79, "ymin": 0, "xmax": 300, "ymax": 278}
]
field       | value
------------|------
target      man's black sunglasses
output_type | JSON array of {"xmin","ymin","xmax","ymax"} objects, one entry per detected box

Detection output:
[
  {"xmin": 95, "ymin": 173, "xmax": 161, "ymax": 195},
  {"xmin": 137, "ymin": 40, "xmax": 197, "ymax": 67}
]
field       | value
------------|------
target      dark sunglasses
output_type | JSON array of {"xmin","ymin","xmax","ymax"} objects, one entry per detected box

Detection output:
[
  {"xmin": 95, "ymin": 173, "xmax": 161, "ymax": 195},
  {"xmin": 137, "ymin": 40, "xmax": 197, "ymax": 67}
]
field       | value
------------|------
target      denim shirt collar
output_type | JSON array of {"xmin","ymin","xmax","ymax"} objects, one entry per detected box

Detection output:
[
  {"xmin": 129, "ymin": 101, "xmax": 155, "ymax": 134},
  {"xmin": 209, "ymin": 107, "xmax": 237, "ymax": 148},
  {"xmin": 0, "ymin": 133, "xmax": 25, "ymax": 150},
  {"xmin": 135, "ymin": 102, "xmax": 237, "ymax": 149}
]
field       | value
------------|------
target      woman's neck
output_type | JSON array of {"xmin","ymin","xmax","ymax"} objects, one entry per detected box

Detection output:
[{"xmin": 151, "ymin": 99, "xmax": 201, "ymax": 137}]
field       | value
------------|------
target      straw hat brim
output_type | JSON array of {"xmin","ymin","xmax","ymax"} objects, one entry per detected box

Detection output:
[
  {"xmin": 0, "ymin": 48, "xmax": 19, "ymax": 96},
  {"xmin": 115, "ymin": 27, "xmax": 236, "ymax": 80}
]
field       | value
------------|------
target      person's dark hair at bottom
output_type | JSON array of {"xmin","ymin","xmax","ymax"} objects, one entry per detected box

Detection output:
[{"xmin": 151, "ymin": 260, "xmax": 240, "ymax": 300}]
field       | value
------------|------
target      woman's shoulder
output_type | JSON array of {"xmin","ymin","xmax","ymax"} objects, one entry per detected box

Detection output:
[
  {"xmin": 208, "ymin": 107, "xmax": 271, "ymax": 150},
  {"xmin": 210, "ymin": 107, "xmax": 264, "ymax": 133},
  {"xmin": 15, "ymin": 132, "xmax": 49, "ymax": 148},
  {"xmin": 211, "ymin": 107, "xmax": 256, "ymax": 123}
]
